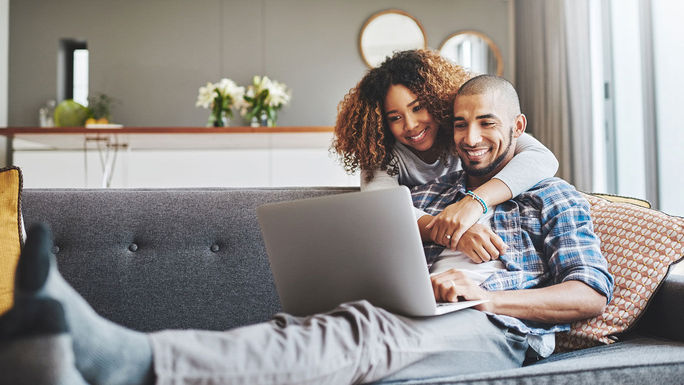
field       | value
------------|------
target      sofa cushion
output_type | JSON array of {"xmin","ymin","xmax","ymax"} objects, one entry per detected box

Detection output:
[
  {"xmin": 634, "ymin": 273, "xmax": 684, "ymax": 342},
  {"xmin": 0, "ymin": 167, "xmax": 23, "ymax": 315},
  {"xmin": 556, "ymin": 194, "xmax": 684, "ymax": 351}
]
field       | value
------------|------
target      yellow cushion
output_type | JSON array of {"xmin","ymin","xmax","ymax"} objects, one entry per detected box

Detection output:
[
  {"xmin": 590, "ymin": 193, "xmax": 651, "ymax": 208},
  {"xmin": 556, "ymin": 193, "xmax": 684, "ymax": 351},
  {"xmin": 0, "ymin": 167, "xmax": 23, "ymax": 315}
]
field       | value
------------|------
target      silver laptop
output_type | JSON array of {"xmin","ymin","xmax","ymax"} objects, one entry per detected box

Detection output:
[{"xmin": 256, "ymin": 186, "xmax": 487, "ymax": 317}]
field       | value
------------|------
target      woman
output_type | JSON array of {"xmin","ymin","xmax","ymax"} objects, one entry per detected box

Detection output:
[{"xmin": 333, "ymin": 50, "xmax": 558, "ymax": 262}]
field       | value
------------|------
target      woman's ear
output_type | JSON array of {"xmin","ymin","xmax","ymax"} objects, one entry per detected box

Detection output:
[{"xmin": 512, "ymin": 114, "xmax": 527, "ymax": 138}]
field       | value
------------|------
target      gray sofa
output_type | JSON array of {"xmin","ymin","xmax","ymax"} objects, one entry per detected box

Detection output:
[{"xmin": 21, "ymin": 187, "xmax": 684, "ymax": 384}]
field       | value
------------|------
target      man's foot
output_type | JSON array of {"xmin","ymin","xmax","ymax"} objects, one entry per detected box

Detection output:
[
  {"xmin": 0, "ymin": 297, "xmax": 88, "ymax": 385},
  {"xmin": 14, "ymin": 223, "xmax": 154, "ymax": 385}
]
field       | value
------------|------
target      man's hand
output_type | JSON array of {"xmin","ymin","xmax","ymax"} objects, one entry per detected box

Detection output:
[
  {"xmin": 457, "ymin": 224, "xmax": 508, "ymax": 263},
  {"xmin": 418, "ymin": 201, "xmax": 508, "ymax": 263},
  {"xmin": 426, "ymin": 198, "xmax": 483, "ymax": 249},
  {"xmin": 430, "ymin": 270, "xmax": 608, "ymax": 323},
  {"xmin": 430, "ymin": 269, "xmax": 493, "ymax": 312}
]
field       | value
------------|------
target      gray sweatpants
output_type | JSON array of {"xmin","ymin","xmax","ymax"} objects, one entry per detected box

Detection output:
[{"xmin": 150, "ymin": 300, "xmax": 529, "ymax": 385}]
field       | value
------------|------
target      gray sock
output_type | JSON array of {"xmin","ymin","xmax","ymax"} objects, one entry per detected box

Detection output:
[
  {"xmin": 0, "ymin": 298, "xmax": 88, "ymax": 385},
  {"xmin": 15, "ymin": 224, "xmax": 155, "ymax": 385}
]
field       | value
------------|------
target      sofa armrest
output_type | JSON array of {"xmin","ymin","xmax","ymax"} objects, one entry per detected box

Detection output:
[{"xmin": 635, "ymin": 273, "xmax": 684, "ymax": 341}]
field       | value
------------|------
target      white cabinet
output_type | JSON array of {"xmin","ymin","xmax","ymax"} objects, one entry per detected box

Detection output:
[{"xmin": 13, "ymin": 131, "xmax": 359, "ymax": 188}]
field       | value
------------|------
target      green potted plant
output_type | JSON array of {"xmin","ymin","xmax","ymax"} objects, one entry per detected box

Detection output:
[
  {"xmin": 196, "ymin": 78, "xmax": 245, "ymax": 127},
  {"xmin": 85, "ymin": 93, "xmax": 115, "ymax": 125},
  {"xmin": 240, "ymin": 76, "xmax": 291, "ymax": 127}
]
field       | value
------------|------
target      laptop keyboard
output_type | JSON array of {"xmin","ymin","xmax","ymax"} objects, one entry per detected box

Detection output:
[{"xmin": 437, "ymin": 296, "xmax": 467, "ymax": 306}]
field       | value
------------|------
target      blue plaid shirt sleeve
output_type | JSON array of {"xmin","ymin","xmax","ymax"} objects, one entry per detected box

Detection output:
[
  {"xmin": 410, "ymin": 173, "xmax": 465, "ymax": 265},
  {"xmin": 537, "ymin": 180, "xmax": 614, "ymax": 303}
]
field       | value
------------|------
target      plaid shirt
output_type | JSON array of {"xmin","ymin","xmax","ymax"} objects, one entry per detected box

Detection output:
[{"xmin": 411, "ymin": 171, "xmax": 614, "ymax": 338}]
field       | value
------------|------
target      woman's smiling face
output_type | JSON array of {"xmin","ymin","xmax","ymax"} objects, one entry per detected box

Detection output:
[{"xmin": 384, "ymin": 84, "xmax": 440, "ymax": 162}]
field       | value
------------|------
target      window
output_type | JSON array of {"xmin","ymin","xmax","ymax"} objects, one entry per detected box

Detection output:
[
  {"xmin": 72, "ymin": 48, "xmax": 89, "ymax": 106},
  {"xmin": 595, "ymin": 0, "xmax": 683, "ymax": 215},
  {"xmin": 57, "ymin": 39, "xmax": 88, "ymax": 105}
]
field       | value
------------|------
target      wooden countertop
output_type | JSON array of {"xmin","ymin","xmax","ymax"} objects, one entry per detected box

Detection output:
[
  {"xmin": 2, "ymin": 126, "xmax": 337, "ymax": 151},
  {"xmin": 0, "ymin": 126, "xmax": 334, "ymax": 135}
]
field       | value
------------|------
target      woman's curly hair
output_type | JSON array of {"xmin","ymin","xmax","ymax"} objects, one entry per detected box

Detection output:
[{"xmin": 332, "ymin": 49, "xmax": 470, "ymax": 180}]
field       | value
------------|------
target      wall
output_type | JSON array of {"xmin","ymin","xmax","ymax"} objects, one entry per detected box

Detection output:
[
  {"xmin": 0, "ymin": 0, "xmax": 8, "ymax": 166},
  {"xmin": 8, "ymin": 0, "xmax": 513, "ymax": 127}
]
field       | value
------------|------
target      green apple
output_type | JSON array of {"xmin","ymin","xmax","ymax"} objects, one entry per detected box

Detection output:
[{"xmin": 54, "ymin": 99, "xmax": 90, "ymax": 127}]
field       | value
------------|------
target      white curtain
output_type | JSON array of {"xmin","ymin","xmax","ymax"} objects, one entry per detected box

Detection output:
[{"xmin": 515, "ymin": 0, "xmax": 594, "ymax": 191}]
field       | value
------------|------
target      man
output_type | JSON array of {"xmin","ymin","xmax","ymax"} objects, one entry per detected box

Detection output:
[
  {"xmin": 0, "ymin": 75, "xmax": 613, "ymax": 385},
  {"xmin": 415, "ymin": 74, "xmax": 613, "ymax": 359}
]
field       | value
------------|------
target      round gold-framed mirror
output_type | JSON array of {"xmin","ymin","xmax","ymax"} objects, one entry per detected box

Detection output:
[
  {"xmin": 439, "ymin": 30, "xmax": 503, "ymax": 76},
  {"xmin": 359, "ymin": 9, "xmax": 427, "ymax": 68}
]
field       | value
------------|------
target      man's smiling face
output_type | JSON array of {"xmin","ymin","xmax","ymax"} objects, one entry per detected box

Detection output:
[{"xmin": 452, "ymin": 91, "xmax": 525, "ymax": 181}]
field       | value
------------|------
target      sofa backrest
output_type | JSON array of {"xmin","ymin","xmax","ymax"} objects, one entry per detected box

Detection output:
[
  {"xmin": 21, "ymin": 187, "xmax": 682, "ymax": 339},
  {"xmin": 22, "ymin": 187, "xmax": 358, "ymax": 332}
]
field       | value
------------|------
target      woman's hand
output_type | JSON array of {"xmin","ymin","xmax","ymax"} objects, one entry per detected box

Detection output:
[{"xmin": 425, "ymin": 198, "xmax": 483, "ymax": 249}]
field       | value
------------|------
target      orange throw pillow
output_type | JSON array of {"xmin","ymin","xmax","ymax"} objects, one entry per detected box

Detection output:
[{"xmin": 556, "ymin": 193, "xmax": 684, "ymax": 351}]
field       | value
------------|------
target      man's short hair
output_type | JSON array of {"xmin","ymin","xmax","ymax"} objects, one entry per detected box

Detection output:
[{"xmin": 457, "ymin": 75, "xmax": 521, "ymax": 116}]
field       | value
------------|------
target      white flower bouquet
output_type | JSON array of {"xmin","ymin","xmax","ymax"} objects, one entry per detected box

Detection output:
[
  {"xmin": 241, "ymin": 76, "xmax": 291, "ymax": 127},
  {"xmin": 196, "ymin": 78, "xmax": 245, "ymax": 127}
]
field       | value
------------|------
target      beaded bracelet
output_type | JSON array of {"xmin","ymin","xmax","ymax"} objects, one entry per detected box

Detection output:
[{"xmin": 465, "ymin": 190, "xmax": 488, "ymax": 214}]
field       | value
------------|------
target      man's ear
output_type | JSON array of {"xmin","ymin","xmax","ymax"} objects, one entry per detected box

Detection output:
[{"xmin": 512, "ymin": 114, "xmax": 527, "ymax": 138}]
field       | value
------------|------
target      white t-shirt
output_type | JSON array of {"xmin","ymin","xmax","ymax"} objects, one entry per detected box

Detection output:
[{"xmin": 428, "ymin": 207, "xmax": 506, "ymax": 285}]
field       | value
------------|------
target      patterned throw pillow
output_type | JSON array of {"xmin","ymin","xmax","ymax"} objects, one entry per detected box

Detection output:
[
  {"xmin": 0, "ymin": 166, "xmax": 23, "ymax": 315},
  {"xmin": 555, "ymin": 193, "xmax": 684, "ymax": 351}
]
